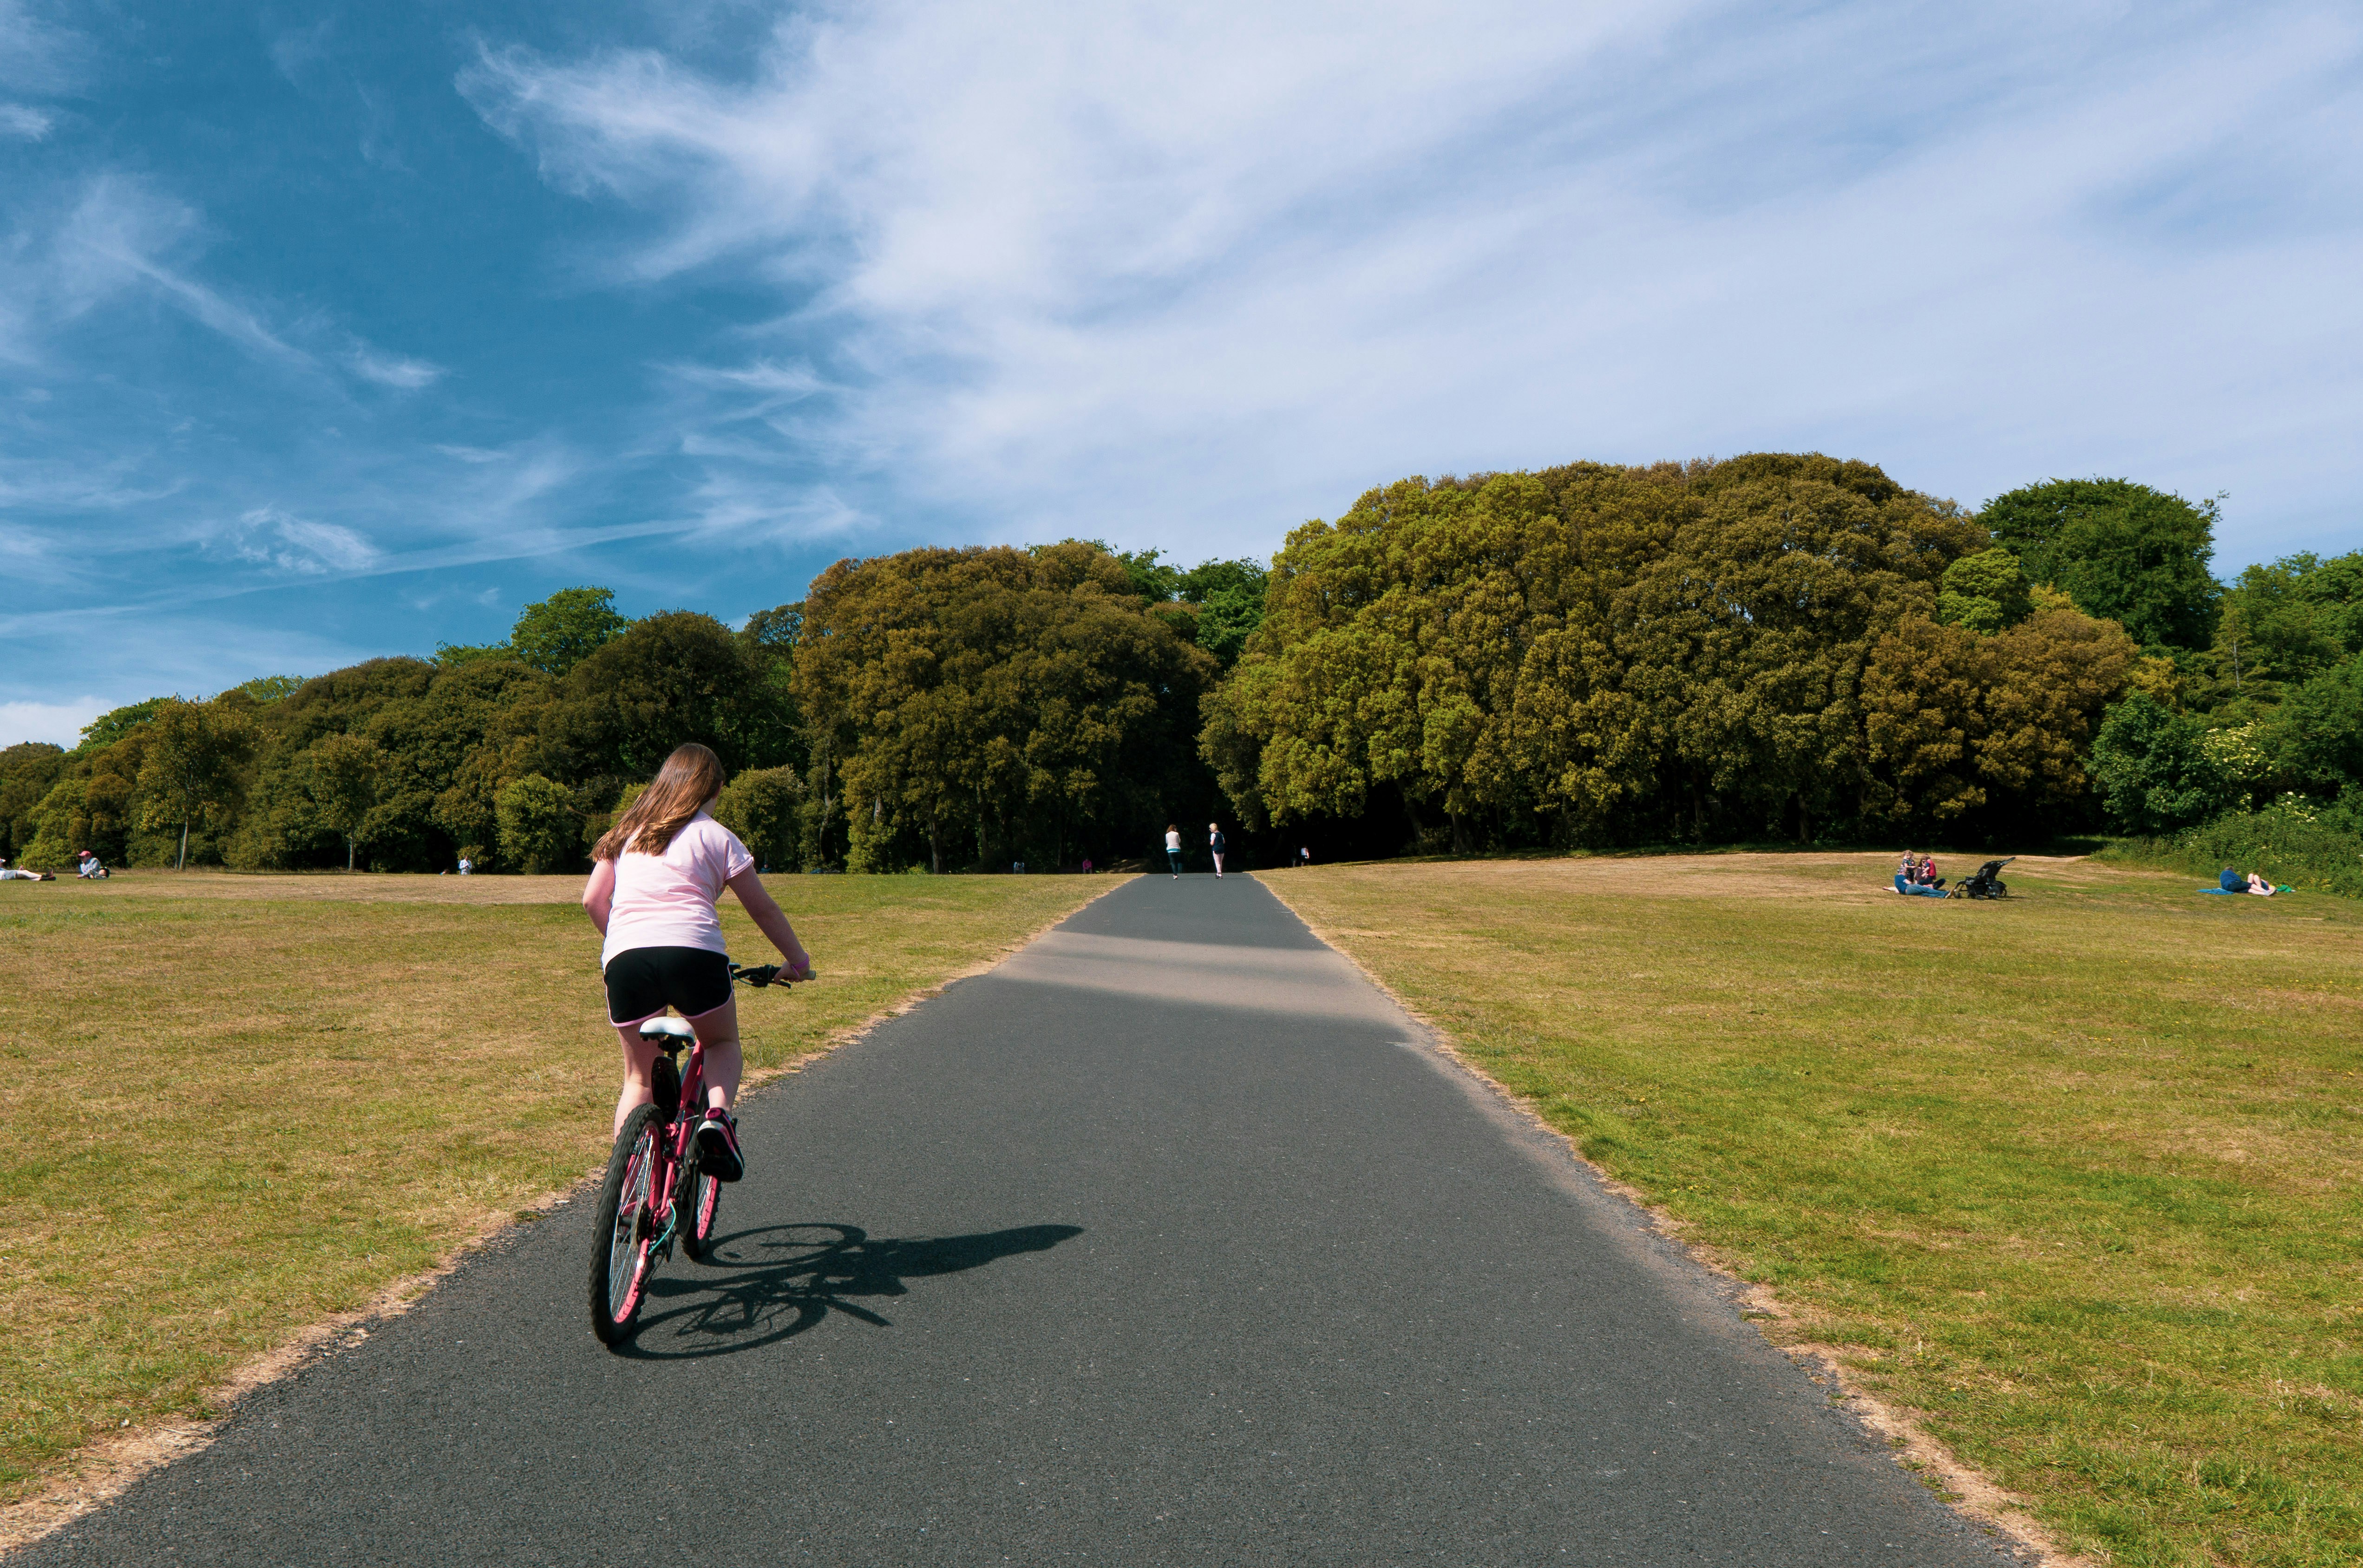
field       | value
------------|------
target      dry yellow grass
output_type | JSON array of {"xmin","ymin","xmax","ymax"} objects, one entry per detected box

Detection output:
[
  {"xmin": 0, "ymin": 869, "xmax": 1104, "ymax": 1503},
  {"xmin": 1260, "ymin": 852, "xmax": 2363, "ymax": 1568}
]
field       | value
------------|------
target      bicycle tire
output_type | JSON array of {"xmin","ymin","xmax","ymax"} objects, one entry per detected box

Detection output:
[
  {"xmin": 589, "ymin": 1104, "xmax": 662, "ymax": 1344},
  {"xmin": 681, "ymin": 1167, "xmax": 723, "ymax": 1261}
]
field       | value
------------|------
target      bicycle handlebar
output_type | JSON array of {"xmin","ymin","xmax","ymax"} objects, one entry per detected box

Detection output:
[{"xmin": 730, "ymin": 962, "xmax": 811, "ymax": 988}]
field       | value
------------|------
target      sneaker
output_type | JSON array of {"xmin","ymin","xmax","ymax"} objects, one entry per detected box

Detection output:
[{"xmin": 694, "ymin": 1108, "xmax": 745, "ymax": 1183}]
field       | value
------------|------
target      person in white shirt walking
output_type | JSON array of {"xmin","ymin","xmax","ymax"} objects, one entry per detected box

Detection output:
[
  {"xmin": 1164, "ymin": 824, "xmax": 1183, "ymax": 877},
  {"xmin": 1208, "ymin": 823, "xmax": 1227, "ymax": 877}
]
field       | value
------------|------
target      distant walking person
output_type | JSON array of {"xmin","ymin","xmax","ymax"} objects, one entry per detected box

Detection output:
[
  {"xmin": 1298, "ymin": 846, "xmax": 1311, "ymax": 868},
  {"xmin": 1164, "ymin": 824, "xmax": 1183, "ymax": 878},
  {"xmin": 1209, "ymin": 823, "xmax": 1227, "ymax": 878},
  {"xmin": 458, "ymin": 856, "xmax": 473, "ymax": 875}
]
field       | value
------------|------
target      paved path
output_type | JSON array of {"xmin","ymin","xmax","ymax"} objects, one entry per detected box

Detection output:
[{"xmin": 23, "ymin": 875, "xmax": 2019, "ymax": 1566}]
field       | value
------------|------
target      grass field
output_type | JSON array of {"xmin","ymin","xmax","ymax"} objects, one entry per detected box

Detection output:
[
  {"xmin": 1260, "ymin": 853, "xmax": 2363, "ymax": 1568},
  {"xmin": 0, "ymin": 870, "xmax": 1103, "ymax": 1505}
]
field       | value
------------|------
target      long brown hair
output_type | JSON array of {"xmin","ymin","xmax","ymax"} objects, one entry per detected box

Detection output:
[{"xmin": 593, "ymin": 744, "xmax": 727, "ymax": 860}]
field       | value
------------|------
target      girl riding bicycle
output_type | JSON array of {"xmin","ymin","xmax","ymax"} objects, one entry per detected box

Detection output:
[{"xmin": 581, "ymin": 743, "xmax": 813, "ymax": 1183}]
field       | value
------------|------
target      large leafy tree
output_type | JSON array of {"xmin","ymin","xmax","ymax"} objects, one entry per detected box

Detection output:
[
  {"xmin": 795, "ymin": 542, "xmax": 1217, "ymax": 872},
  {"xmin": 304, "ymin": 733, "xmax": 384, "ymax": 871},
  {"xmin": 510, "ymin": 587, "xmax": 628, "ymax": 676},
  {"xmin": 1208, "ymin": 455, "xmax": 2029, "ymax": 848},
  {"xmin": 550, "ymin": 611, "xmax": 782, "ymax": 781},
  {"xmin": 2086, "ymin": 694, "xmax": 2231, "ymax": 833},
  {"xmin": 137, "ymin": 699, "xmax": 257, "ymax": 869},
  {"xmin": 1981, "ymin": 478, "xmax": 2220, "ymax": 650}
]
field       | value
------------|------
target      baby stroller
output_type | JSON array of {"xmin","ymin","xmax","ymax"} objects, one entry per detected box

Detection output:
[{"xmin": 1951, "ymin": 857, "xmax": 2013, "ymax": 899}]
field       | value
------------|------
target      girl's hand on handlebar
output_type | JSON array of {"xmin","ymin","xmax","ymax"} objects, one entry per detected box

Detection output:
[{"xmin": 783, "ymin": 951, "xmax": 815, "ymax": 982}]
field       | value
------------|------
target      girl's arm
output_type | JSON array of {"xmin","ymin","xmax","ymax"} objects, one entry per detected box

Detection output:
[
  {"xmin": 581, "ymin": 857, "xmax": 617, "ymax": 937},
  {"xmin": 727, "ymin": 867, "xmax": 814, "ymax": 979}
]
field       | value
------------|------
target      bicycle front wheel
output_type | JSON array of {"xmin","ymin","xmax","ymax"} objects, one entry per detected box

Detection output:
[{"xmin": 589, "ymin": 1104, "xmax": 663, "ymax": 1344}]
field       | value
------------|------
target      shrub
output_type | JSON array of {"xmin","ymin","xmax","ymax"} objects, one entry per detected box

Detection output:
[
  {"xmin": 2088, "ymin": 694, "xmax": 2230, "ymax": 833},
  {"xmin": 2104, "ymin": 797, "xmax": 2363, "ymax": 898},
  {"xmin": 496, "ymin": 773, "xmax": 582, "ymax": 874},
  {"xmin": 712, "ymin": 766, "xmax": 803, "ymax": 871}
]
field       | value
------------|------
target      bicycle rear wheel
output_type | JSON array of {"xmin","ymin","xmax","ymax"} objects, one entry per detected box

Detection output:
[
  {"xmin": 589, "ymin": 1104, "xmax": 662, "ymax": 1344},
  {"xmin": 681, "ymin": 1165, "xmax": 723, "ymax": 1261}
]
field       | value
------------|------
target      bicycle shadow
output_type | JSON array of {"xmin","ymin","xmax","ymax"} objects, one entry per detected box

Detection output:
[{"xmin": 616, "ymin": 1222, "xmax": 1084, "ymax": 1358}]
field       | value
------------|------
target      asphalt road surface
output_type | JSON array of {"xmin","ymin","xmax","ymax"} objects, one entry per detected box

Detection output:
[{"xmin": 23, "ymin": 873, "xmax": 2021, "ymax": 1566}]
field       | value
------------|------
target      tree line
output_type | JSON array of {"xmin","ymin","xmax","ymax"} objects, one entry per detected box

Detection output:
[{"xmin": 4, "ymin": 452, "xmax": 2355, "ymax": 875}]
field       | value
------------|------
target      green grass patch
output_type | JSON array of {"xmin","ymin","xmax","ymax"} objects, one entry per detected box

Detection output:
[
  {"xmin": 1263, "ymin": 853, "xmax": 2363, "ymax": 1568},
  {"xmin": 0, "ymin": 870, "xmax": 1101, "ymax": 1501}
]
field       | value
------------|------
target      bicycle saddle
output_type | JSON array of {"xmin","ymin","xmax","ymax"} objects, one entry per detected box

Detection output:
[{"xmin": 637, "ymin": 1017, "xmax": 697, "ymax": 1044}]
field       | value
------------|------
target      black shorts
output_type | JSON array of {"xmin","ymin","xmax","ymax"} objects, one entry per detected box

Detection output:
[{"xmin": 604, "ymin": 946, "xmax": 733, "ymax": 1026}]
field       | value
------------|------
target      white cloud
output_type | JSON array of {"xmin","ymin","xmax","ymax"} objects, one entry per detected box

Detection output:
[
  {"xmin": 348, "ymin": 343, "xmax": 446, "ymax": 388},
  {"xmin": 0, "ymin": 102, "xmax": 50, "ymax": 138},
  {"xmin": 52, "ymin": 174, "xmax": 314, "ymax": 368},
  {"xmin": 466, "ymin": 0, "xmax": 2363, "ymax": 565},
  {"xmin": 228, "ymin": 506, "xmax": 381, "ymax": 575},
  {"xmin": 0, "ymin": 696, "xmax": 104, "ymax": 748}
]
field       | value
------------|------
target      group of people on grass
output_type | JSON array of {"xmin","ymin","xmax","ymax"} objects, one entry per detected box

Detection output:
[
  {"xmin": 1893, "ymin": 851, "xmax": 1949, "ymax": 897},
  {"xmin": 0, "ymin": 850, "xmax": 108, "ymax": 882}
]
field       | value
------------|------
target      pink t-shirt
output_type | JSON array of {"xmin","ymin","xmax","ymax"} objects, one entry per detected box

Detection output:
[{"xmin": 600, "ymin": 810, "xmax": 755, "ymax": 967}]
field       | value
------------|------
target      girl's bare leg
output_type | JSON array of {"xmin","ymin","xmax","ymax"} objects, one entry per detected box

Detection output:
[
  {"xmin": 611, "ymin": 1027, "xmax": 660, "ymax": 1138},
  {"xmin": 685, "ymin": 993, "xmax": 742, "ymax": 1112}
]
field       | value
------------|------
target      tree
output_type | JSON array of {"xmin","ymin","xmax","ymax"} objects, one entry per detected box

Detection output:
[
  {"xmin": 550, "ymin": 611, "xmax": 777, "ymax": 779},
  {"xmin": 713, "ymin": 766, "xmax": 804, "ymax": 871},
  {"xmin": 2205, "ymin": 550, "xmax": 2363, "ymax": 694},
  {"xmin": 234, "ymin": 675, "xmax": 305, "ymax": 703},
  {"xmin": 2086, "ymin": 694, "xmax": 2229, "ymax": 833},
  {"xmin": 78, "ymin": 698, "xmax": 166, "ymax": 752},
  {"xmin": 136, "ymin": 699, "xmax": 255, "ymax": 869},
  {"xmin": 1178, "ymin": 557, "xmax": 1270, "ymax": 669},
  {"xmin": 795, "ymin": 542, "xmax": 1217, "ymax": 872},
  {"xmin": 1981, "ymin": 478, "xmax": 2220, "ymax": 650},
  {"xmin": 510, "ymin": 587, "xmax": 628, "ymax": 677},
  {"xmin": 0, "ymin": 743, "xmax": 65, "ymax": 862},
  {"xmin": 2263, "ymin": 653, "xmax": 2363, "ymax": 795},
  {"xmin": 1211, "ymin": 455, "xmax": 1998, "ymax": 848},
  {"xmin": 497, "ymin": 773, "xmax": 582, "ymax": 873},
  {"xmin": 305, "ymin": 733, "xmax": 383, "ymax": 871},
  {"xmin": 1935, "ymin": 547, "xmax": 2033, "ymax": 634}
]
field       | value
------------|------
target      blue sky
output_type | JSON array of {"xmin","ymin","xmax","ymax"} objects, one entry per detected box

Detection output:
[{"xmin": 3, "ymin": 0, "xmax": 2360, "ymax": 745}]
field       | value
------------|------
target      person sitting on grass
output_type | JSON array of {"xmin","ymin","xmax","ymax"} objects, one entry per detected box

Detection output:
[
  {"xmin": 2246, "ymin": 871, "xmax": 2279, "ymax": 896},
  {"xmin": 1918, "ymin": 855, "xmax": 1945, "ymax": 890},
  {"xmin": 1893, "ymin": 858, "xmax": 1947, "ymax": 897},
  {"xmin": 75, "ymin": 850, "xmax": 108, "ymax": 879},
  {"xmin": 0, "ymin": 857, "xmax": 53, "ymax": 881}
]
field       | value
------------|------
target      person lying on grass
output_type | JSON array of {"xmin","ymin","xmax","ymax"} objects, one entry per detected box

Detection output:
[
  {"xmin": 2246, "ymin": 871, "xmax": 2280, "ymax": 896},
  {"xmin": 0, "ymin": 857, "xmax": 53, "ymax": 881},
  {"xmin": 580, "ymin": 742, "xmax": 814, "ymax": 1184}
]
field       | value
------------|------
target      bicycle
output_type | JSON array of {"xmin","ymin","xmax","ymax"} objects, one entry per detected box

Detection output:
[{"xmin": 589, "ymin": 961, "xmax": 794, "ymax": 1345}]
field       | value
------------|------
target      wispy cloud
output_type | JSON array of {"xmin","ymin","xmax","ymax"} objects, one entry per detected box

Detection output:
[
  {"xmin": 52, "ymin": 174, "xmax": 314, "ymax": 368},
  {"xmin": 348, "ymin": 343, "xmax": 445, "ymax": 388},
  {"xmin": 0, "ymin": 103, "xmax": 50, "ymax": 138},
  {"xmin": 225, "ymin": 506, "xmax": 380, "ymax": 575},
  {"xmin": 466, "ymin": 0, "xmax": 2363, "ymax": 561}
]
